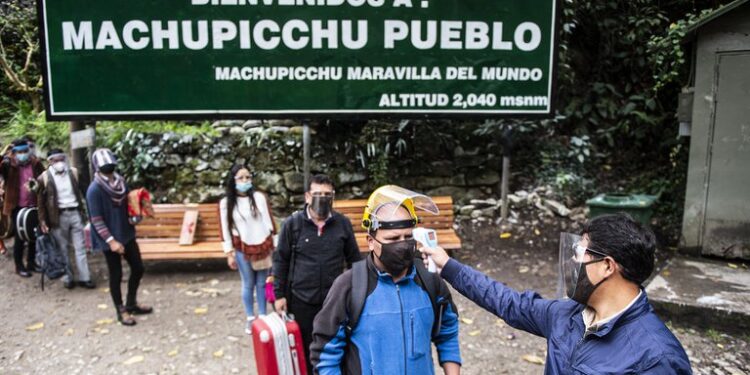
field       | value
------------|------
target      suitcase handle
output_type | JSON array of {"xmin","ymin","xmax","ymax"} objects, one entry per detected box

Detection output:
[{"xmin": 280, "ymin": 312, "xmax": 296, "ymax": 322}]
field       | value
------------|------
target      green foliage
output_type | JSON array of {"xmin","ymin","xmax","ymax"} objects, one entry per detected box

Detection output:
[
  {"xmin": 0, "ymin": 1, "xmax": 43, "ymax": 113},
  {"xmin": 349, "ymin": 120, "xmax": 412, "ymax": 185},
  {"xmin": 568, "ymin": 135, "xmax": 591, "ymax": 165},
  {"xmin": 648, "ymin": 8, "xmax": 717, "ymax": 91},
  {"xmin": 0, "ymin": 102, "xmax": 69, "ymax": 150},
  {"xmin": 96, "ymin": 122, "xmax": 219, "ymax": 187},
  {"xmin": 97, "ymin": 121, "xmax": 218, "ymax": 147},
  {"xmin": 706, "ymin": 328, "xmax": 723, "ymax": 343},
  {"xmin": 108, "ymin": 130, "xmax": 166, "ymax": 186}
]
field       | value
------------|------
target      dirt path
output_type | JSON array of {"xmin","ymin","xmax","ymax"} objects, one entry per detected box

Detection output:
[{"xmin": 1, "ymin": 223, "xmax": 748, "ymax": 374}]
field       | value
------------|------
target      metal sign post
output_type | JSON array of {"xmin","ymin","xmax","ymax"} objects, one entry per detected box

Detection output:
[{"xmin": 500, "ymin": 126, "xmax": 513, "ymax": 223}]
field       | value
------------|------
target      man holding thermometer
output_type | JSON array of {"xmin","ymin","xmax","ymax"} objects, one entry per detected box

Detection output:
[{"xmin": 418, "ymin": 213, "xmax": 692, "ymax": 374}]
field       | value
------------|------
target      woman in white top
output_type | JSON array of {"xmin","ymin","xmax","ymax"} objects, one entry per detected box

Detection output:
[{"xmin": 219, "ymin": 164, "xmax": 276, "ymax": 334}]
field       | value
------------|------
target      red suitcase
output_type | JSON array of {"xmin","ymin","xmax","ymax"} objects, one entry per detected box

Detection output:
[{"xmin": 252, "ymin": 313, "xmax": 308, "ymax": 375}]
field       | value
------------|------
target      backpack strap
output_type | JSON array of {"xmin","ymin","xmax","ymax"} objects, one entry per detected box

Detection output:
[
  {"xmin": 414, "ymin": 260, "xmax": 450, "ymax": 340},
  {"xmin": 285, "ymin": 210, "xmax": 305, "ymax": 297},
  {"xmin": 346, "ymin": 259, "xmax": 368, "ymax": 337},
  {"xmin": 345, "ymin": 258, "xmax": 451, "ymax": 341}
]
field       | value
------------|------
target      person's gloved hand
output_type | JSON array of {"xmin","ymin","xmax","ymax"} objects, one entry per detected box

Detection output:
[{"xmin": 417, "ymin": 242, "xmax": 451, "ymax": 272}]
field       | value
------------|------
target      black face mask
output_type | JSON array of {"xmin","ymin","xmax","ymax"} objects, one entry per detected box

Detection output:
[
  {"xmin": 310, "ymin": 196, "xmax": 333, "ymax": 218},
  {"xmin": 374, "ymin": 238, "xmax": 417, "ymax": 276},
  {"xmin": 99, "ymin": 164, "xmax": 116, "ymax": 174},
  {"xmin": 567, "ymin": 258, "xmax": 608, "ymax": 305}
]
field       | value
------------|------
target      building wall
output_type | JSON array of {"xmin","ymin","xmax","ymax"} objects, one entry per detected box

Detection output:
[{"xmin": 681, "ymin": 4, "xmax": 750, "ymax": 259}]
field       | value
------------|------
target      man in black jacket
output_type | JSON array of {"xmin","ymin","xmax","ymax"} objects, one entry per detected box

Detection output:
[{"xmin": 273, "ymin": 174, "xmax": 361, "ymax": 373}]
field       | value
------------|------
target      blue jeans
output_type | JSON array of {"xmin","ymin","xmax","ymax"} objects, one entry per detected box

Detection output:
[{"xmin": 235, "ymin": 253, "xmax": 268, "ymax": 317}]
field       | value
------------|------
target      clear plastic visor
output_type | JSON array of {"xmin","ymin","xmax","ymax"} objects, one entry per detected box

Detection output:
[
  {"xmin": 557, "ymin": 232, "xmax": 586, "ymax": 299},
  {"xmin": 369, "ymin": 185, "xmax": 439, "ymax": 221}
]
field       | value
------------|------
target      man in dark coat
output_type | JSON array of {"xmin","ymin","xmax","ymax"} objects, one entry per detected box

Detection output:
[{"xmin": 0, "ymin": 139, "xmax": 45, "ymax": 277}]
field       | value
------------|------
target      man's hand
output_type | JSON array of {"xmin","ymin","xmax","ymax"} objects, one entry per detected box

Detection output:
[
  {"xmin": 227, "ymin": 252, "xmax": 238, "ymax": 270},
  {"xmin": 417, "ymin": 242, "xmax": 451, "ymax": 271},
  {"xmin": 275, "ymin": 297, "xmax": 287, "ymax": 313},
  {"xmin": 107, "ymin": 239, "xmax": 125, "ymax": 254},
  {"xmin": 40, "ymin": 222, "xmax": 49, "ymax": 234}
]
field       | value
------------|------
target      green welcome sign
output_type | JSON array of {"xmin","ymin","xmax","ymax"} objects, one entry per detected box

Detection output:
[{"xmin": 38, "ymin": 0, "xmax": 558, "ymax": 119}]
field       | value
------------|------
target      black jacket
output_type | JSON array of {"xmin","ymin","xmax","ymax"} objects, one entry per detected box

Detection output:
[{"xmin": 273, "ymin": 207, "xmax": 361, "ymax": 305}]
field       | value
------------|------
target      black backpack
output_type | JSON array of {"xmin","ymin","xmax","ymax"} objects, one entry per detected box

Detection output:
[
  {"xmin": 345, "ymin": 258, "xmax": 454, "ymax": 341},
  {"xmin": 35, "ymin": 232, "xmax": 67, "ymax": 290}
]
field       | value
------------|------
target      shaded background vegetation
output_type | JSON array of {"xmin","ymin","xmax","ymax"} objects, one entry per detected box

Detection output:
[{"xmin": 0, "ymin": 0, "xmax": 736, "ymax": 245}]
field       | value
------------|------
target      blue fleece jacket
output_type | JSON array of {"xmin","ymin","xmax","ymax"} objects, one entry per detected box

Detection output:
[{"xmin": 311, "ymin": 256, "xmax": 461, "ymax": 375}]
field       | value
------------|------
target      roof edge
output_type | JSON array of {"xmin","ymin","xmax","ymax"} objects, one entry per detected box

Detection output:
[{"xmin": 682, "ymin": 0, "xmax": 750, "ymax": 42}]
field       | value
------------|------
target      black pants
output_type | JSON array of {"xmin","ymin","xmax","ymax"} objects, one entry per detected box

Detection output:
[
  {"xmin": 103, "ymin": 239, "xmax": 145, "ymax": 309},
  {"xmin": 12, "ymin": 207, "xmax": 36, "ymax": 271},
  {"xmin": 288, "ymin": 295, "xmax": 323, "ymax": 375}
]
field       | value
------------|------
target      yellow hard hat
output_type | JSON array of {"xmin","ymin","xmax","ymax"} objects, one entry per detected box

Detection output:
[{"xmin": 361, "ymin": 185, "xmax": 439, "ymax": 232}]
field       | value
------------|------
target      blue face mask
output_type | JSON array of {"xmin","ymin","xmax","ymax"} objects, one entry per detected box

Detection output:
[
  {"xmin": 236, "ymin": 182, "xmax": 253, "ymax": 193},
  {"xmin": 16, "ymin": 153, "xmax": 30, "ymax": 163}
]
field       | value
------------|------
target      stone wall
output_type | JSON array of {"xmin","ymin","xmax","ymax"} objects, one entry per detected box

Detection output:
[{"xmin": 117, "ymin": 120, "xmax": 507, "ymax": 216}]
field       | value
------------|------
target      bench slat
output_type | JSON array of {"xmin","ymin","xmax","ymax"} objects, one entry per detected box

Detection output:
[{"xmin": 137, "ymin": 196, "xmax": 460, "ymax": 261}]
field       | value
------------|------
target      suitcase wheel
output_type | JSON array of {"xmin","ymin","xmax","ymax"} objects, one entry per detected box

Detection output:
[{"xmin": 259, "ymin": 330, "xmax": 271, "ymax": 343}]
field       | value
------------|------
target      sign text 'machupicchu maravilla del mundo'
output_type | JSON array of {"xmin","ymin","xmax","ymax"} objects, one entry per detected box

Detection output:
[{"xmin": 39, "ymin": 0, "xmax": 558, "ymax": 119}]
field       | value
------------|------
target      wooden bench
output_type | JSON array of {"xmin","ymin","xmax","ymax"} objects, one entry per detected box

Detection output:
[
  {"xmin": 136, "ymin": 196, "xmax": 461, "ymax": 260},
  {"xmin": 333, "ymin": 196, "xmax": 462, "ymax": 252},
  {"xmin": 136, "ymin": 203, "xmax": 225, "ymax": 260}
]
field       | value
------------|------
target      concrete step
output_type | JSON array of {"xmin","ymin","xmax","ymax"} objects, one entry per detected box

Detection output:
[{"xmin": 646, "ymin": 255, "xmax": 750, "ymax": 334}]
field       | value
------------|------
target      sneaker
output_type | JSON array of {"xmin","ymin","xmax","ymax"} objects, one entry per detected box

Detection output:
[{"xmin": 245, "ymin": 316, "xmax": 256, "ymax": 335}]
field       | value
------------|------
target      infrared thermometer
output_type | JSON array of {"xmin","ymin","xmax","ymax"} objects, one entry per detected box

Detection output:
[{"xmin": 413, "ymin": 228, "xmax": 438, "ymax": 273}]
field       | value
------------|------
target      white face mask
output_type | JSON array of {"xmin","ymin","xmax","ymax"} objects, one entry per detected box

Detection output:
[{"xmin": 52, "ymin": 161, "xmax": 66, "ymax": 173}]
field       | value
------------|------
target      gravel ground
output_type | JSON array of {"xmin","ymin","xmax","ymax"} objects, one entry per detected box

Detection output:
[{"xmin": 0, "ymin": 221, "xmax": 748, "ymax": 374}]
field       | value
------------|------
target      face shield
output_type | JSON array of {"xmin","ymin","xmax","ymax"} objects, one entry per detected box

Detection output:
[
  {"xmin": 557, "ymin": 232, "xmax": 585, "ymax": 299},
  {"xmin": 558, "ymin": 232, "xmax": 612, "ymax": 303},
  {"xmin": 362, "ymin": 185, "xmax": 439, "ymax": 231}
]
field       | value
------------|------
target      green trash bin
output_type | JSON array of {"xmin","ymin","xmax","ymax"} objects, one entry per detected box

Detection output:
[{"xmin": 585, "ymin": 194, "xmax": 658, "ymax": 225}]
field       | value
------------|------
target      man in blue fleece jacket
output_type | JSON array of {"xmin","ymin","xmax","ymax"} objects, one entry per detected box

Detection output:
[
  {"xmin": 310, "ymin": 186, "xmax": 461, "ymax": 375},
  {"xmin": 420, "ymin": 213, "xmax": 692, "ymax": 374}
]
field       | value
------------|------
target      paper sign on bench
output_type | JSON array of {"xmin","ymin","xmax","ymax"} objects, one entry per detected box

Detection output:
[{"xmin": 179, "ymin": 209, "xmax": 200, "ymax": 246}]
